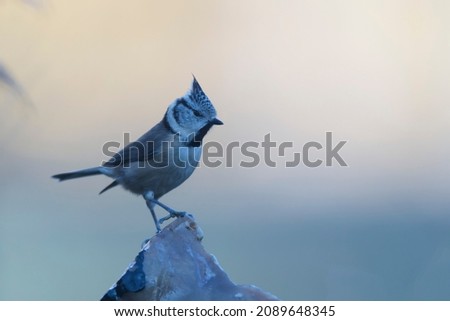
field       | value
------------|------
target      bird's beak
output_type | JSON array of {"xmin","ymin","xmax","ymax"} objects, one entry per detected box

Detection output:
[{"xmin": 210, "ymin": 118, "xmax": 224, "ymax": 125}]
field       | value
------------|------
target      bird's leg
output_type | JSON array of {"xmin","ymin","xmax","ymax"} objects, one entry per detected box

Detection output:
[
  {"xmin": 150, "ymin": 199, "xmax": 186, "ymax": 224},
  {"xmin": 145, "ymin": 199, "xmax": 161, "ymax": 233},
  {"xmin": 143, "ymin": 191, "xmax": 185, "ymax": 230}
]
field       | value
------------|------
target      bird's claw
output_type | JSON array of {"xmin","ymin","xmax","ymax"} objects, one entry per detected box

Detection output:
[{"xmin": 158, "ymin": 211, "xmax": 186, "ymax": 224}]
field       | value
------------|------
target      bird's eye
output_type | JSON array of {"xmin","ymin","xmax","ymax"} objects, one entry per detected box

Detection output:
[{"xmin": 193, "ymin": 110, "xmax": 202, "ymax": 117}]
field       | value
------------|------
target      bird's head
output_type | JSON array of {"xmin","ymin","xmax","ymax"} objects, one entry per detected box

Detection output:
[{"xmin": 165, "ymin": 77, "xmax": 223, "ymax": 137}]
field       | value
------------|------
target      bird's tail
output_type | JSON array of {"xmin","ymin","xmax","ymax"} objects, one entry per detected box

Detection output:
[{"xmin": 52, "ymin": 167, "xmax": 103, "ymax": 181}]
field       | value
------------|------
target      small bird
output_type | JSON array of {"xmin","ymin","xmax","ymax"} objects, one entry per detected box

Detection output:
[{"xmin": 53, "ymin": 77, "xmax": 223, "ymax": 232}]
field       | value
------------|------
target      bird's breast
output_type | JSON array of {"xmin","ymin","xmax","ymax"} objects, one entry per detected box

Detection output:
[
  {"xmin": 175, "ymin": 145, "xmax": 202, "ymax": 168},
  {"xmin": 115, "ymin": 144, "xmax": 201, "ymax": 198}
]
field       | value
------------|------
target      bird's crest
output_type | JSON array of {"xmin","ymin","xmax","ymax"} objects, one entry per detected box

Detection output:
[{"xmin": 189, "ymin": 76, "xmax": 214, "ymax": 111}]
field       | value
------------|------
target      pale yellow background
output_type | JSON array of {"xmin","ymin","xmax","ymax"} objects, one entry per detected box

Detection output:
[{"xmin": 1, "ymin": 0, "xmax": 449, "ymax": 300}]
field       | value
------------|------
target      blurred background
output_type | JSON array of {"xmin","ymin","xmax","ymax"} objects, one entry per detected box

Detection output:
[{"xmin": 1, "ymin": 0, "xmax": 450, "ymax": 300}]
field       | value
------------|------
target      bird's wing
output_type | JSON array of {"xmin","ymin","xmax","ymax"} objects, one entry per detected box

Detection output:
[
  {"xmin": 99, "ymin": 180, "xmax": 119, "ymax": 194},
  {"xmin": 103, "ymin": 120, "xmax": 172, "ymax": 167}
]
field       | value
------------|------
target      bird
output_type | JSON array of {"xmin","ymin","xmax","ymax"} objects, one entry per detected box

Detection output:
[{"xmin": 52, "ymin": 77, "xmax": 223, "ymax": 232}]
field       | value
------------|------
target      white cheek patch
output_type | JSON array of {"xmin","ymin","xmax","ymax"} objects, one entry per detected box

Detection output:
[{"xmin": 166, "ymin": 104, "xmax": 182, "ymax": 133}]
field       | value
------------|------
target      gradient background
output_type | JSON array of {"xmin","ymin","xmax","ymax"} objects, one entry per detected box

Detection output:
[{"xmin": 1, "ymin": 0, "xmax": 450, "ymax": 300}]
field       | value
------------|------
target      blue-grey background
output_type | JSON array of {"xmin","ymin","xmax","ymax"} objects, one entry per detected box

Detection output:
[{"xmin": 1, "ymin": 0, "xmax": 450, "ymax": 300}]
